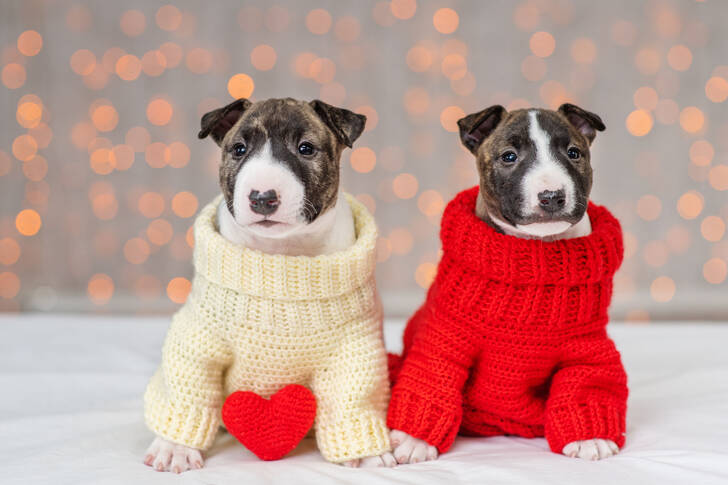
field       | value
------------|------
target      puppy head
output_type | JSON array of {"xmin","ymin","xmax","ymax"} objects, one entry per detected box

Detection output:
[
  {"xmin": 457, "ymin": 103, "xmax": 605, "ymax": 237},
  {"xmin": 199, "ymin": 98, "xmax": 366, "ymax": 238}
]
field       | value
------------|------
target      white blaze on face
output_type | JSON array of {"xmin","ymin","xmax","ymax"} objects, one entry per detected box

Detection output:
[
  {"xmin": 515, "ymin": 110, "xmax": 577, "ymax": 237},
  {"xmin": 232, "ymin": 141, "xmax": 305, "ymax": 233}
]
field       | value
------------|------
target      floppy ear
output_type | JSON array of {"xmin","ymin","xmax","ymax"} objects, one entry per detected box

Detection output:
[
  {"xmin": 457, "ymin": 105, "xmax": 506, "ymax": 154},
  {"xmin": 558, "ymin": 103, "xmax": 605, "ymax": 144},
  {"xmin": 198, "ymin": 98, "xmax": 252, "ymax": 146},
  {"xmin": 309, "ymin": 99, "xmax": 366, "ymax": 148}
]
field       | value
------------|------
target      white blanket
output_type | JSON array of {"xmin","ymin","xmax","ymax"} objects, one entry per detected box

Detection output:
[{"xmin": 1, "ymin": 314, "xmax": 727, "ymax": 484}]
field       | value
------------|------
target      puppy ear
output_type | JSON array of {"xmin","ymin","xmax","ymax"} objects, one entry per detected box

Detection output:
[
  {"xmin": 457, "ymin": 105, "xmax": 506, "ymax": 154},
  {"xmin": 310, "ymin": 100, "xmax": 366, "ymax": 148},
  {"xmin": 558, "ymin": 103, "xmax": 605, "ymax": 144},
  {"xmin": 198, "ymin": 98, "xmax": 252, "ymax": 146}
]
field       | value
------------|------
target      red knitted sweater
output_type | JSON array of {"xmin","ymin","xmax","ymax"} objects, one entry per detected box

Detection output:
[{"xmin": 387, "ymin": 187, "xmax": 627, "ymax": 454}]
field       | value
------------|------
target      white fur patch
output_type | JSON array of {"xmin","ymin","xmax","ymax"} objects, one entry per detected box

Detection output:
[
  {"xmin": 521, "ymin": 111, "xmax": 575, "ymax": 216},
  {"xmin": 563, "ymin": 439, "xmax": 619, "ymax": 460},
  {"xmin": 231, "ymin": 141, "xmax": 305, "ymax": 230},
  {"xmin": 218, "ymin": 191, "xmax": 355, "ymax": 256},
  {"xmin": 490, "ymin": 211, "xmax": 592, "ymax": 240}
]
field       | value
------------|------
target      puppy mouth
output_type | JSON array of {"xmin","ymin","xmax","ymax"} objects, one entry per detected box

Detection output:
[
  {"xmin": 253, "ymin": 220, "xmax": 284, "ymax": 228},
  {"xmin": 521, "ymin": 212, "xmax": 577, "ymax": 224}
]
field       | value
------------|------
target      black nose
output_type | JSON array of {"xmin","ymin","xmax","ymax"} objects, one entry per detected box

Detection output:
[
  {"xmin": 538, "ymin": 190, "xmax": 566, "ymax": 213},
  {"xmin": 248, "ymin": 190, "xmax": 279, "ymax": 215}
]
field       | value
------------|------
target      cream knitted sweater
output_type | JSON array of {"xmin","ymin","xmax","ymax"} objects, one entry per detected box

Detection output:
[{"xmin": 144, "ymin": 194, "xmax": 391, "ymax": 462}]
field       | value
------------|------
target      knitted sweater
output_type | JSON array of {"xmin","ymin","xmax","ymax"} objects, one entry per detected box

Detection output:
[
  {"xmin": 387, "ymin": 187, "xmax": 627, "ymax": 454},
  {"xmin": 144, "ymin": 194, "xmax": 391, "ymax": 463}
]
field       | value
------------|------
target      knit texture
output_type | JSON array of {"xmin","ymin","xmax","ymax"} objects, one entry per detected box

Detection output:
[
  {"xmin": 144, "ymin": 193, "xmax": 391, "ymax": 463},
  {"xmin": 387, "ymin": 186, "xmax": 628, "ymax": 454},
  {"xmin": 222, "ymin": 385, "xmax": 317, "ymax": 461}
]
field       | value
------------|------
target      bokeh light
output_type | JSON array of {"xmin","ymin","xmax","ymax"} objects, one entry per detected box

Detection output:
[
  {"xmin": 146, "ymin": 98, "xmax": 173, "ymax": 126},
  {"xmin": 650, "ymin": 276, "xmax": 676, "ymax": 303},
  {"xmin": 306, "ymin": 9, "xmax": 332, "ymax": 35},
  {"xmin": 392, "ymin": 173, "xmax": 419, "ymax": 199},
  {"xmin": 708, "ymin": 165, "xmax": 728, "ymax": 191},
  {"xmin": 116, "ymin": 54, "xmax": 142, "ymax": 81},
  {"xmin": 440, "ymin": 105, "xmax": 465, "ymax": 132},
  {"xmin": 166, "ymin": 277, "xmax": 191, "ymax": 303},
  {"xmin": 156, "ymin": 5, "xmax": 182, "ymax": 31},
  {"xmin": 87, "ymin": 274, "xmax": 114, "ymax": 305},
  {"xmin": 0, "ymin": 272, "xmax": 21, "ymax": 299},
  {"xmin": 703, "ymin": 258, "xmax": 727, "ymax": 284},
  {"xmin": 227, "ymin": 73, "xmax": 255, "ymax": 99},
  {"xmin": 530, "ymin": 32, "xmax": 556, "ymax": 58},
  {"xmin": 679, "ymin": 106, "xmax": 705, "ymax": 133},
  {"xmin": 677, "ymin": 191, "xmax": 704, "ymax": 219},
  {"xmin": 626, "ymin": 110, "xmax": 653, "ymax": 137},
  {"xmin": 138, "ymin": 192, "xmax": 165, "ymax": 218},
  {"xmin": 667, "ymin": 44, "xmax": 692, "ymax": 71},
  {"xmin": 705, "ymin": 76, "xmax": 728, "ymax": 103},
  {"xmin": 171, "ymin": 192, "xmax": 199, "ymax": 218},
  {"xmin": 147, "ymin": 219, "xmax": 173, "ymax": 246},
  {"xmin": 17, "ymin": 30, "xmax": 43, "ymax": 57},
  {"xmin": 433, "ymin": 8, "xmax": 459, "ymax": 34},
  {"xmin": 15, "ymin": 209, "xmax": 41, "ymax": 236},
  {"xmin": 250, "ymin": 45, "xmax": 277, "ymax": 71},
  {"xmin": 350, "ymin": 147, "xmax": 376, "ymax": 173},
  {"xmin": 0, "ymin": 238, "xmax": 21, "ymax": 266},
  {"xmin": 2, "ymin": 63, "xmax": 26, "ymax": 89}
]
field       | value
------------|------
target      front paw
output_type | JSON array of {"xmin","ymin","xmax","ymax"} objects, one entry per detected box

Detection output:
[
  {"xmin": 562, "ymin": 439, "xmax": 619, "ymax": 460},
  {"xmin": 143, "ymin": 437, "xmax": 204, "ymax": 473},
  {"xmin": 390, "ymin": 429, "xmax": 438, "ymax": 464},
  {"xmin": 341, "ymin": 452, "xmax": 397, "ymax": 468}
]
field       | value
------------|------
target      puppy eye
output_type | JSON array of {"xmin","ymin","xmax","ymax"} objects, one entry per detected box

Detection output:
[
  {"xmin": 298, "ymin": 142, "xmax": 315, "ymax": 156},
  {"xmin": 232, "ymin": 143, "xmax": 247, "ymax": 158},
  {"xmin": 567, "ymin": 147, "xmax": 581, "ymax": 160},
  {"xmin": 501, "ymin": 151, "xmax": 518, "ymax": 163}
]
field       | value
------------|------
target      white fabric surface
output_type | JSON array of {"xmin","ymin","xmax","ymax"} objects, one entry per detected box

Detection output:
[{"xmin": 1, "ymin": 314, "xmax": 727, "ymax": 485}]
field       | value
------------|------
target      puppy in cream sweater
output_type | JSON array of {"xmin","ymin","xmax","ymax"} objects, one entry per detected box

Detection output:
[{"xmin": 143, "ymin": 98, "xmax": 394, "ymax": 472}]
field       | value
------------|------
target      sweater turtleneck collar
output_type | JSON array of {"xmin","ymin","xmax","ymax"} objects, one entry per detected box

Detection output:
[
  {"xmin": 440, "ymin": 187, "xmax": 623, "ymax": 286},
  {"xmin": 192, "ymin": 193, "xmax": 377, "ymax": 300}
]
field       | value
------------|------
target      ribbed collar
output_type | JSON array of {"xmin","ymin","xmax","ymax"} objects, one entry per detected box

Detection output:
[
  {"xmin": 440, "ymin": 187, "xmax": 623, "ymax": 285},
  {"xmin": 193, "ymin": 193, "xmax": 377, "ymax": 300}
]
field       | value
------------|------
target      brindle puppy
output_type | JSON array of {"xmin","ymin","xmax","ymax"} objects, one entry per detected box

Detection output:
[
  {"xmin": 390, "ymin": 103, "xmax": 614, "ymax": 464},
  {"xmin": 144, "ymin": 98, "xmax": 397, "ymax": 471}
]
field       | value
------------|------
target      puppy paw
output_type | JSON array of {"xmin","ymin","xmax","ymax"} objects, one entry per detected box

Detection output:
[
  {"xmin": 562, "ymin": 439, "xmax": 619, "ymax": 460},
  {"xmin": 390, "ymin": 429, "xmax": 438, "ymax": 464},
  {"xmin": 341, "ymin": 452, "xmax": 397, "ymax": 468},
  {"xmin": 144, "ymin": 437, "xmax": 204, "ymax": 473}
]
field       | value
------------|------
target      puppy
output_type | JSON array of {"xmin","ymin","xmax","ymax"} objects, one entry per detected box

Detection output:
[
  {"xmin": 143, "ymin": 98, "xmax": 395, "ymax": 472},
  {"xmin": 389, "ymin": 104, "xmax": 627, "ymax": 463}
]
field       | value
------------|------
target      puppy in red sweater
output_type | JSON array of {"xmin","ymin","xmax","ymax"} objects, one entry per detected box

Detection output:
[{"xmin": 388, "ymin": 104, "xmax": 627, "ymax": 463}]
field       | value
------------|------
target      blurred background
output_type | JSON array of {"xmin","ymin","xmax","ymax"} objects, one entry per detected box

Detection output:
[{"xmin": 1, "ymin": 0, "xmax": 726, "ymax": 321}]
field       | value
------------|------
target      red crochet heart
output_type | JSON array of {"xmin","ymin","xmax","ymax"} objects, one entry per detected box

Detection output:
[{"xmin": 222, "ymin": 384, "xmax": 317, "ymax": 461}]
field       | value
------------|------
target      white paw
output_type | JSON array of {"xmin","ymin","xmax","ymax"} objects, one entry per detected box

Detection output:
[
  {"xmin": 390, "ymin": 429, "xmax": 438, "ymax": 464},
  {"xmin": 143, "ymin": 437, "xmax": 204, "ymax": 473},
  {"xmin": 562, "ymin": 439, "xmax": 619, "ymax": 460},
  {"xmin": 341, "ymin": 452, "xmax": 397, "ymax": 468}
]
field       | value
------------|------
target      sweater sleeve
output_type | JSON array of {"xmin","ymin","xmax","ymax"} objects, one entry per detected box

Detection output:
[
  {"xmin": 144, "ymin": 303, "xmax": 232, "ymax": 450},
  {"xmin": 545, "ymin": 329, "xmax": 628, "ymax": 453},
  {"xmin": 387, "ymin": 304, "xmax": 478, "ymax": 453},
  {"xmin": 310, "ymin": 315, "xmax": 391, "ymax": 463}
]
